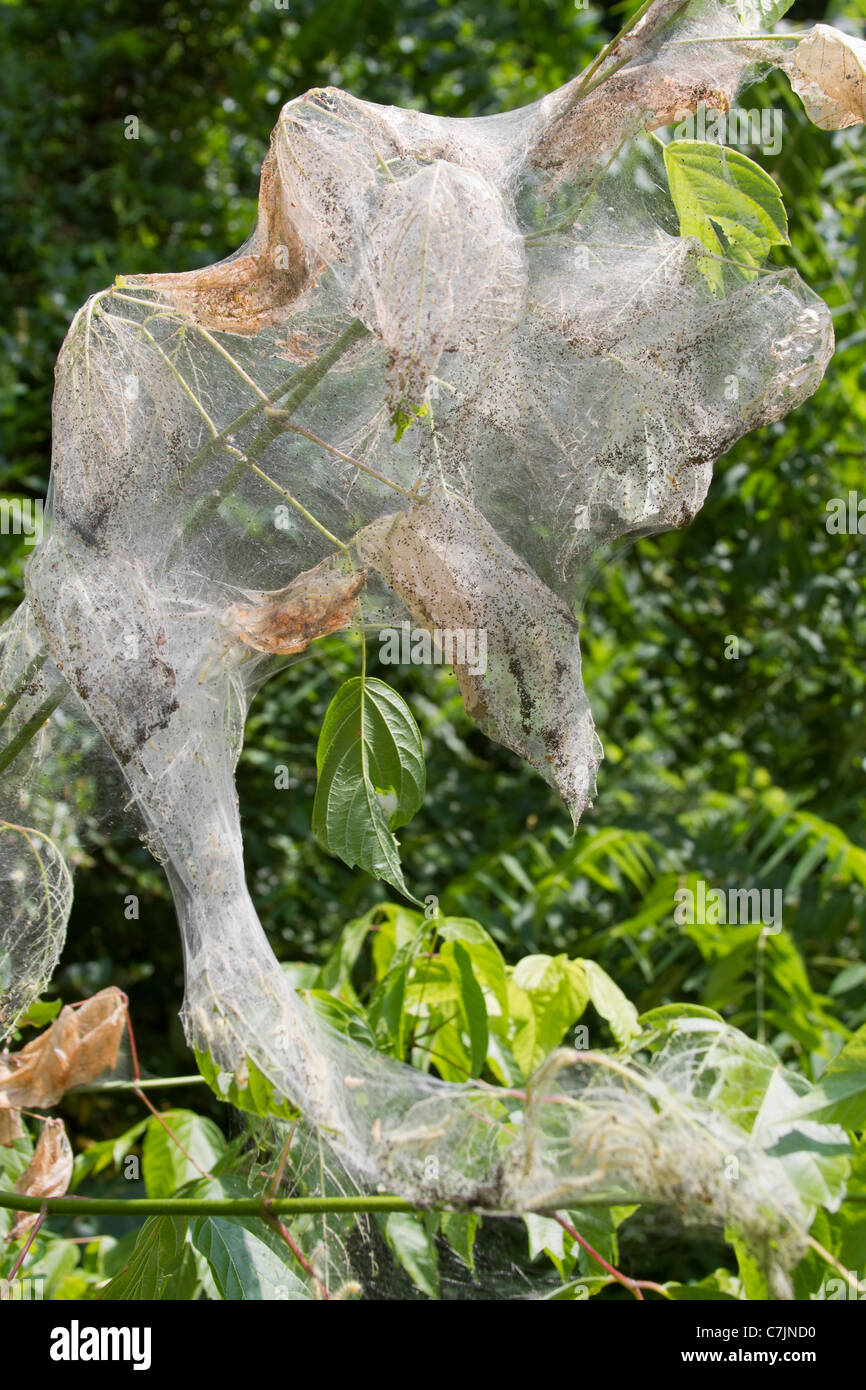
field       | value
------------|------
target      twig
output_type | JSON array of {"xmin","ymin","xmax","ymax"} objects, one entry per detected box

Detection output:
[
  {"xmin": 0, "ymin": 682, "xmax": 66, "ymax": 776},
  {"xmin": 0, "ymin": 650, "xmax": 48, "ymax": 730},
  {"xmin": 121, "ymin": 994, "xmax": 214, "ymax": 1183},
  {"xmin": 0, "ymin": 1205, "xmax": 47, "ymax": 1300},
  {"xmin": 72, "ymin": 1075, "xmax": 208, "ymax": 1094},
  {"xmin": 264, "ymin": 413, "xmax": 420, "ymax": 499},
  {"xmin": 262, "ymin": 1207, "xmax": 332, "ymax": 1300},
  {"xmin": 553, "ymin": 1213, "xmax": 671, "ymax": 1300},
  {"xmin": 268, "ymin": 1123, "xmax": 297, "ymax": 1199},
  {"xmin": 172, "ymin": 318, "xmax": 371, "ymax": 551},
  {"xmin": 0, "ymin": 1190, "xmax": 417, "ymax": 1218}
]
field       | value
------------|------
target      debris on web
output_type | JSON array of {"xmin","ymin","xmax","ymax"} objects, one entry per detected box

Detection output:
[{"xmin": 1, "ymin": 0, "xmax": 857, "ymax": 1295}]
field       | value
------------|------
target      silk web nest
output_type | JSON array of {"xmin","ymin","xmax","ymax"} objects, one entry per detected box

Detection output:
[{"xmin": 2, "ymin": 0, "xmax": 864, "ymax": 1297}]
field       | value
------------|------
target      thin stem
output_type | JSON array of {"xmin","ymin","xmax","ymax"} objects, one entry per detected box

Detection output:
[
  {"xmin": 73, "ymin": 1074, "xmax": 208, "ymax": 1094},
  {"xmin": 0, "ymin": 1187, "xmax": 644, "ymax": 1219},
  {"xmin": 172, "ymin": 321, "xmax": 371, "ymax": 559},
  {"xmin": 0, "ymin": 1206, "xmax": 47, "ymax": 1299},
  {"xmin": 176, "ymin": 317, "xmax": 370, "ymax": 498},
  {"xmin": 808, "ymin": 1234, "xmax": 866, "ymax": 1295},
  {"xmin": 571, "ymin": 0, "xmax": 691, "ymax": 106},
  {"xmin": 111, "ymin": 297, "xmax": 275, "ymax": 409},
  {"xmin": 671, "ymin": 34, "xmax": 800, "ymax": 43},
  {"xmin": 553, "ymin": 1213, "xmax": 671, "ymax": 1300},
  {"xmin": 119, "ymin": 993, "xmax": 213, "ymax": 1183},
  {"xmin": 572, "ymin": 0, "xmax": 658, "ymax": 101},
  {"xmin": 0, "ymin": 650, "xmax": 48, "ymax": 730},
  {"xmin": 110, "ymin": 314, "xmax": 219, "ymax": 436},
  {"xmin": 263, "ymin": 1208, "xmax": 332, "ymax": 1300},
  {"xmin": 0, "ymin": 682, "xmax": 66, "ymax": 776},
  {"xmin": 268, "ymin": 1123, "xmax": 297, "ymax": 1199},
  {"xmin": 248, "ymin": 462, "xmax": 349, "ymax": 553},
  {"xmin": 525, "ymin": 130, "xmax": 632, "ymax": 246},
  {"xmin": 266, "ymin": 413, "xmax": 419, "ymax": 499}
]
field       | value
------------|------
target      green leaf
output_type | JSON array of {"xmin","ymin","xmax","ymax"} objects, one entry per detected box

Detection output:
[
  {"xmin": 367, "ymin": 935, "xmax": 418, "ymax": 1057},
  {"xmin": 524, "ymin": 1212, "xmax": 567, "ymax": 1263},
  {"xmin": 96, "ymin": 1218, "xmax": 198, "ymax": 1301},
  {"xmin": 313, "ymin": 677, "xmax": 426, "ymax": 902},
  {"xmin": 188, "ymin": 1177, "xmax": 313, "ymax": 1301},
  {"xmin": 664, "ymin": 1271, "xmax": 741, "ymax": 1300},
  {"xmin": 72, "ymin": 1119, "xmax": 149, "ymax": 1187},
  {"xmin": 382, "ymin": 1212, "xmax": 439, "ymax": 1298},
  {"xmin": 194, "ymin": 1047, "xmax": 301, "ymax": 1122},
  {"xmin": 16, "ymin": 997, "xmax": 62, "ymax": 1028},
  {"xmin": 443, "ymin": 941, "xmax": 488, "ymax": 1078},
  {"xmin": 0, "ymin": 1131, "xmax": 34, "ymax": 1239},
  {"xmin": 734, "ymin": 0, "xmax": 795, "ymax": 25},
  {"xmin": 191, "ymin": 1216, "xmax": 311, "ymax": 1301},
  {"xmin": 440, "ymin": 1211, "xmax": 478, "ymax": 1273},
  {"xmin": 664, "ymin": 140, "xmax": 789, "ymax": 291},
  {"xmin": 582, "ymin": 959, "xmax": 641, "ymax": 1047},
  {"xmin": 438, "ymin": 918, "xmax": 508, "ymax": 1013},
  {"xmin": 790, "ymin": 1024, "xmax": 866, "ymax": 1129},
  {"xmin": 752, "ymin": 1070, "xmax": 850, "ymax": 1211},
  {"xmin": 142, "ymin": 1109, "xmax": 226, "ymax": 1197},
  {"xmin": 391, "ymin": 400, "xmax": 428, "ymax": 441},
  {"xmin": 827, "ymin": 1137, "xmax": 866, "ymax": 1272},
  {"xmin": 302, "ymin": 989, "xmax": 378, "ymax": 1048},
  {"xmin": 509, "ymin": 954, "xmax": 589, "ymax": 1075},
  {"xmin": 638, "ymin": 1003, "xmax": 725, "ymax": 1030},
  {"xmin": 729, "ymin": 1233, "xmax": 772, "ymax": 1300}
]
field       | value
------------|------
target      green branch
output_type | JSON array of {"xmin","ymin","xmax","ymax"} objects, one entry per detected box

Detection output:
[
  {"xmin": 0, "ymin": 1190, "xmax": 416, "ymax": 1219},
  {"xmin": 0, "ymin": 319, "xmax": 373, "ymax": 774},
  {"xmin": 0, "ymin": 1187, "xmax": 651, "ymax": 1220},
  {"xmin": 0, "ymin": 682, "xmax": 66, "ymax": 776},
  {"xmin": 0, "ymin": 650, "xmax": 48, "ymax": 730},
  {"xmin": 173, "ymin": 317, "xmax": 371, "ymax": 551}
]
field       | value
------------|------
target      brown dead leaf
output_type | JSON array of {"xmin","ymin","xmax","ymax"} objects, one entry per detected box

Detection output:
[
  {"xmin": 9, "ymin": 1118, "xmax": 73, "ymax": 1240},
  {"xmin": 226, "ymin": 557, "xmax": 366, "ymax": 655},
  {"xmin": 786, "ymin": 23, "xmax": 866, "ymax": 130},
  {"xmin": 0, "ymin": 988, "xmax": 126, "ymax": 1110},
  {"xmin": 138, "ymin": 138, "xmax": 310, "ymax": 334},
  {"xmin": 0, "ymin": 1107, "xmax": 23, "ymax": 1146}
]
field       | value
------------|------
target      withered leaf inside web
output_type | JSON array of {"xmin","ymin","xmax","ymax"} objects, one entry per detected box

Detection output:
[
  {"xmin": 0, "ymin": 1107, "xmax": 23, "ymax": 1146},
  {"xmin": 225, "ymin": 556, "xmax": 366, "ymax": 656},
  {"xmin": 0, "ymin": 987, "xmax": 126, "ymax": 1111},
  {"xmin": 9, "ymin": 1117, "xmax": 73, "ymax": 1240}
]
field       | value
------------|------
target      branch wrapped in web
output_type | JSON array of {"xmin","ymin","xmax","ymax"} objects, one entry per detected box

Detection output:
[{"xmin": 1, "ymin": 0, "xmax": 862, "ymax": 1296}]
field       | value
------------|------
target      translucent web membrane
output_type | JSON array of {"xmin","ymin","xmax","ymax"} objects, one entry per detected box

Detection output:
[{"xmin": 0, "ymin": 0, "xmax": 851, "ymax": 1293}]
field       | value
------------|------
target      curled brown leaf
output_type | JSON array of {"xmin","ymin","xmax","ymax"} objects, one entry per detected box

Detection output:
[
  {"xmin": 9, "ymin": 1117, "xmax": 73, "ymax": 1240},
  {"xmin": 785, "ymin": 23, "xmax": 866, "ymax": 130},
  {"xmin": 0, "ymin": 987, "xmax": 127, "ymax": 1110},
  {"xmin": 0, "ymin": 1107, "xmax": 23, "ymax": 1146},
  {"xmin": 225, "ymin": 556, "xmax": 366, "ymax": 655}
]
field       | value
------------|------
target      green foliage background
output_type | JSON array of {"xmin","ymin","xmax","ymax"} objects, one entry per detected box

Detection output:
[{"xmin": 1, "ymin": 0, "xmax": 865, "ymax": 1299}]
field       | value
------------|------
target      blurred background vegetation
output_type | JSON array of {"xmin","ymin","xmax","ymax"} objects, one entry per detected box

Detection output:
[{"xmin": 1, "ymin": 0, "xmax": 865, "ymax": 1158}]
